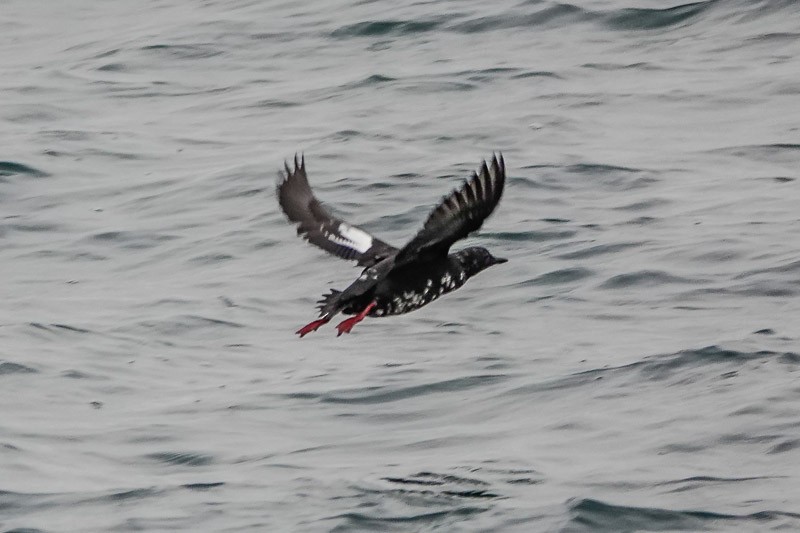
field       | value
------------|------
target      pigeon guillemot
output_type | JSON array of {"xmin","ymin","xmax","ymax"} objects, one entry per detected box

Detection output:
[{"xmin": 277, "ymin": 153, "xmax": 507, "ymax": 337}]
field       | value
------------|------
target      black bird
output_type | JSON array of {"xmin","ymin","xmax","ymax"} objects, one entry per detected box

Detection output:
[{"xmin": 277, "ymin": 153, "xmax": 507, "ymax": 337}]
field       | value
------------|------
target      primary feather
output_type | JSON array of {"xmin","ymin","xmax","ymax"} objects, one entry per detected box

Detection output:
[{"xmin": 394, "ymin": 153, "xmax": 505, "ymax": 266}]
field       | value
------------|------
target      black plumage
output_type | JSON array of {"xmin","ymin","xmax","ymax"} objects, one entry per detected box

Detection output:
[{"xmin": 277, "ymin": 153, "xmax": 507, "ymax": 336}]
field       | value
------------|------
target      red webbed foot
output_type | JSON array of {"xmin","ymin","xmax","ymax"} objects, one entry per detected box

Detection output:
[
  {"xmin": 296, "ymin": 317, "xmax": 330, "ymax": 337},
  {"xmin": 335, "ymin": 301, "xmax": 376, "ymax": 337}
]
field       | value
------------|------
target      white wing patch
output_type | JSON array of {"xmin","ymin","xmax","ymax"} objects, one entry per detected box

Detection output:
[{"xmin": 324, "ymin": 222, "xmax": 373, "ymax": 254}]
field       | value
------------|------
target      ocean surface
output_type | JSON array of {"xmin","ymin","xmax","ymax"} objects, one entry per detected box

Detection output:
[{"xmin": 2, "ymin": 0, "xmax": 800, "ymax": 531}]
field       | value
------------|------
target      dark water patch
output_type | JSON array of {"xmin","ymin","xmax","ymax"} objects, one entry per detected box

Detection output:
[
  {"xmin": 6, "ymin": 106, "xmax": 67, "ymax": 124},
  {"xmin": 331, "ymin": 19, "xmax": 444, "ymax": 38},
  {"xmin": 688, "ymin": 248, "xmax": 743, "ymax": 263},
  {"xmin": 683, "ymin": 283, "xmax": 797, "ymax": 299},
  {"xmin": 583, "ymin": 62, "xmax": 662, "ymax": 71},
  {"xmin": 509, "ymin": 70, "xmax": 562, "ymax": 80},
  {"xmin": 5, "ymin": 528, "xmax": 48, "ymax": 533},
  {"xmin": 79, "ymin": 148, "xmax": 148, "ymax": 161},
  {"xmin": 104, "ymin": 83, "xmax": 231, "ymax": 100},
  {"xmin": 746, "ymin": 32, "xmax": 800, "ymax": 44},
  {"xmin": 613, "ymin": 198, "xmax": 669, "ymax": 211},
  {"xmin": 768, "ymin": 439, "xmax": 800, "ymax": 454},
  {"xmin": 145, "ymin": 451, "xmax": 214, "ymax": 467},
  {"xmin": 331, "ymin": 507, "xmax": 487, "ymax": 531},
  {"xmin": 96, "ymin": 62, "xmax": 127, "ymax": 72},
  {"xmin": 137, "ymin": 315, "xmax": 244, "ymax": 336},
  {"xmin": 384, "ymin": 472, "xmax": 490, "ymax": 488},
  {"xmin": 51, "ymin": 324, "xmax": 91, "ymax": 334},
  {"xmin": 564, "ymin": 497, "xmax": 800, "ymax": 532},
  {"xmin": 483, "ymin": 229, "xmax": 577, "ymax": 242},
  {"xmin": 507, "ymin": 174, "xmax": 570, "ymax": 191},
  {"xmin": 659, "ymin": 475, "xmax": 780, "ymax": 493},
  {"xmin": 602, "ymin": 1, "xmax": 712, "ymax": 31},
  {"xmin": 329, "ymin": 129, "xmax": 362, "ymax": 142},
  {"xmin": 510, "ymin": 345, "xmax": 786, "ymax": 399},
  {"xmin": 189, "ymin": 253, "xmax": 235, "ymax": 265},
  {"xmin": 505, "ymin": 477, "xmax": 542, "ymax": 485},
  {"xmin": 0, "ymin": 161, "xmax": 48, "ymax": 178},
  {"xmin": 94, "ymin": 47, "xmax": 120, "ymax": 59},
  {"xmin": 88, "ymin": 230, "xmax": 180, "ymax": 250},
  {"xmin": 39, "ymin": 129, "xmax": 92, "ymax": 141},
  {"xmin": 61, "ymin": 369, "xmax": 100, "ymax": 379},
  {"xmin": 599, "ymin": 270, "xmax": 699, "ymax": 289},
  {"xmin": 140, "ymin": 43, "xmax": 223, "ymax": 60},
  {"xmin": 92, "ymin": 487, "xmax": 161, "ymax": 503},
  {"xmin": 754, "ymin": 328, "xmax": 775, "ymax": 335},
  {"xmin": 4, "ymin": 222, "xmax": 60, "ymax": 233},
  {"xmin": 710, "ymin": 143, "xmax": 800, "ymax": 164},
  {"xmin": 556, "ymin": 242, "xmax": 641, "ymax": 260},
  {"xmin": 182, "ymin": 482, "xmax": 224, "ymax": 491},
  {"xmin": 531, "ymin": 267, "xmax": 594, "ymax": 285},
  {"xmin": 622, "ymin": 216, "xmax": 659, "ymax": 225},
  {"xmin": 0, "ymin": 487, "xmax": 162, "ymax": 516},
  {"xmin": 341, "ymin": 74, "xmax": 397, "ymax": 89},
  {"xmin": 439, "ymin": 490, "xmax": 497, "ymax": 498},
  {"xmin": 387, "ymin": 172, "xmax": 422, "ymax": 181},
  {"xmin": 396, "ymin": 80, "xmax": 477, "ymax": 93},
  {"xmin": 733, "ymin": 0, "xmax": 800, "ymax": 22},
  {"xmin": 452, "ymin": 4, "xmax": 588, "ymax": 33},
  {"xmin": 0, "ymin": 490, "xmax": 57, "ymax": 513},
  {"xmin": 0, "ymin": 361, "xmax": 38, "ymax": 375},
  {"xmin": 565, "ymin": 164, "xmax": 656, "ymax": 190},
  {"xmin": 736, "ymin": 258, "xmax": 800, "ymax": 279},
  {"xmin": 634, "ymin": 345, "xmax": 781, "ymax": 381},
  {"xmin": 735, "ymin": 282, "xmax": 797, "ymax": 298},
  {"xmin": 319, "ymin": 374, "xmax": 506, "ymax": 405},
  {"xmin": 563, "ymin": 164, "xmax": 658, "ymax": 191},
  {"xmin": 565, "ymin": 163, "xmax": 641, "ymax": 174},
  {"xmin": 718, "ymin": 432, "xmax": 782, "ymax": 446},
  {"xmin": 454, "ymin": 67, "xmax": 560, "ymax": 83},
  {"xmin": 254, "ymin": 98, "xmax": 300, "ymax": 108}
]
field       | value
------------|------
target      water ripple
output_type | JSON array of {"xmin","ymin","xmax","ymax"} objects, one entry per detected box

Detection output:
[
  {"xmin": 297, "ymin": 374, "xmax": 507, "ymax": 405},
  {"xmin": 565, "ymin": 497, "xmax": 800, "ymax": 532},
  {"xmin": 0, "ymin": 161, "xmax": 48, "ymax": 178}
]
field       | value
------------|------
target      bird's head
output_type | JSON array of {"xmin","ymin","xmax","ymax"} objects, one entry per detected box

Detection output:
[{"xmin": 456, "ymin": 247, "xmax": 508, "ymax": 277}]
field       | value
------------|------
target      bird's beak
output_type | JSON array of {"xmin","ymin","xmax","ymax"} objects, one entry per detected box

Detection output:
[{"xmin": 493, "ymin": 257, "xmax": 508, "ymax": 264}]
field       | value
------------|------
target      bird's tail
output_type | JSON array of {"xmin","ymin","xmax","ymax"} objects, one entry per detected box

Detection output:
[{"xmin": 316, "ymin": 289, "xmax": 342, "ymax": 318}]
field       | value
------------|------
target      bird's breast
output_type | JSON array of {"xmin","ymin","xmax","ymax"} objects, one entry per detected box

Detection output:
[{"xmin": 370, "ymin": 267, "xmax": 468, "ymax": 317}]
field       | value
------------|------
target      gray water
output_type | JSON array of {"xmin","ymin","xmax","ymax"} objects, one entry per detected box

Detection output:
[{"xmin": 2, "ymin": 1, "xmax": 800, "ymax": 531}]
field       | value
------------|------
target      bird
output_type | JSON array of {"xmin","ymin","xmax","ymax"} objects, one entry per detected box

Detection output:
[{"xmin": 277, "ymin": 153, "xmax": 507, "ymax": 337}]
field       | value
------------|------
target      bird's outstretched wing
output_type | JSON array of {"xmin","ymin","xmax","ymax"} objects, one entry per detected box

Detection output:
[
  {"xmin": 394, "ymin": 153, "xmax": 505, "ymax": 267},
  {"xmin": 277, "ymin": 154, "xmax": 397, "ymax": 267}
]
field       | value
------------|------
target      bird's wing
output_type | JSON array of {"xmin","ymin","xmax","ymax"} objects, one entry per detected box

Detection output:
[
  {"xmin": 394, "ymin": 153, "xmax": 505, "ymax": 267},
  {"xmin": 277, "ymin": 154, "xmax": 397, "ymax": 267}
]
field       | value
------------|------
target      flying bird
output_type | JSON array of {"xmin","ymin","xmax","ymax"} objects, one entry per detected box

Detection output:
[{"xmin": 277, "ymin": 153, "xmax": 507, "ymax": 337}]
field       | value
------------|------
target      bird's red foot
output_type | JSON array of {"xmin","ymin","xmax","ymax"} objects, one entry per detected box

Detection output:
[
  {"xmin": 335, "ymin": 302, "xmax": 376, "ymax": 337},
  {"xmin": 296, "ymin": 318, "xmax": 330, "ymax": 337}
]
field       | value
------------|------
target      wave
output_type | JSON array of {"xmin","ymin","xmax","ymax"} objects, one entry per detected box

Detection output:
[
  {"xmin": 331, "ymin": 18, "xmax": 446, "ymax": 38},
  {"xmin": 599, "ymin": 270, "xmax": 703, "ymax": 289},
  {"xmin": 0, "ymin": 161, "xmax": 49, "ymax": 178},
  {"xmin": 507, "ymin": 344, "xmax": 799, "ymax": 399},
  {"xmin": 565, "ymin": 497, "xmax": 800, "ymax": 532},
  {"xmin": 288, "ymin": 374, "xmax": 508, "ymax": 405},
  {"xmin": 329, "ymin": 0, "xmax": 800, "ymax": 42}
]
